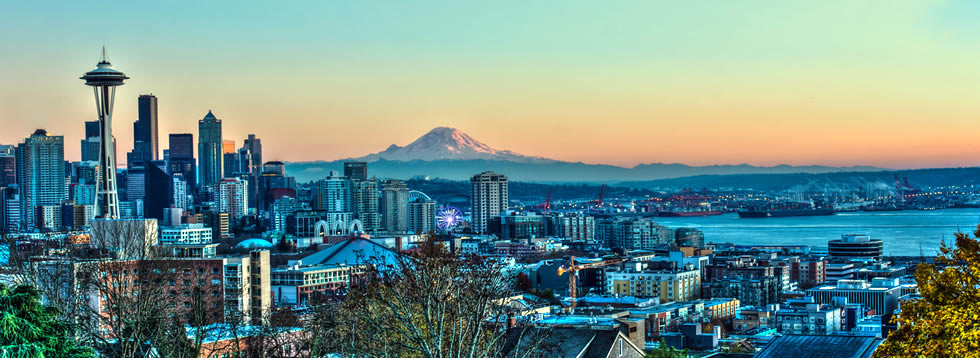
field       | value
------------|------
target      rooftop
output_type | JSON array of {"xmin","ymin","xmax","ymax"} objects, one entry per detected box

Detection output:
[{"xmin": 755, "ymin": 335, "xmax": 883, "ymax": 358}]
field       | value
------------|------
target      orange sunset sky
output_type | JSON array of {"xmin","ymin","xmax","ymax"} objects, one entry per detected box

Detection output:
[{"xmin": 2, "ymin": 1, "xmax": 980, "ymax": 168}]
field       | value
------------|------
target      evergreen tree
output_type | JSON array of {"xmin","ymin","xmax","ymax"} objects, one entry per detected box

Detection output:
[{"xmin": 0, "ymin": 284, "xmax": 94, "ymax": 357}]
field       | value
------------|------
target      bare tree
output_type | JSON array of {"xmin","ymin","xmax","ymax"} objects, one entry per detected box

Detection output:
[{"xmin": 309, "ymin": 237, "xmax": 549, "ymax": 358}]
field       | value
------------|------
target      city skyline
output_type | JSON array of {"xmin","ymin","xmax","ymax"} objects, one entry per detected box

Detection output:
[{"xmin": 4, "ymin": 1, "xmax": 980, "ymax": 169}]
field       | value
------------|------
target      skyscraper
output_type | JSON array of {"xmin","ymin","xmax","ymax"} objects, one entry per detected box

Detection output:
[
  {"xmin": 0, "ymin": 145, "xmax": 15, "ymax": 187},
  {"xmin": 256, "ymin": 161, "xmax": 296, "ymax": 212},
  {"xmin": 350, "ymin": 178, "xmax": 380, "ymax": 232},
  {"xmin": 0, "ymin": 187, "xmax": 20, "ymax": 233},
  {"xmin": 198, "ymin": 110, "xmax": 223, "ymax": 188},
  {"xmin": 81, "ymin": 49, "xmax": 128, "ymax": 220},
  {"xmin": 470, "ymin": 171, "xmax": 508, "ymax": 234},
  {"xmin": 128, "ymin": 94, "xmax": 159, "ymax": 166},
  {"xmin": 314, "ymin": 171, "xmax": 351, "ymax": 213},
  {"xmin": 343, "ymin": 162, "xmax": 367, "ymax": 181},
  {"xmin": 242, "ymin": 134, "xmax": 262, "ymax": 209},
  {"xmin": 381, "ymin": 179, "xmax": 409, "ymax": 233},
  {"xmin": 16, "ymin": 130, "xmax": 66, "ymax": 230},
  {"xmin": 168, "ymin": 133, "xmax": 196, "ymax": 191},
  {"xmin": 80, "ymin": 121, "xmax": 102, "ymax": 162},
  {"xmin": 143, "ymin": 160, "xmax": 172, "ymax": 221},
  {"xmin": 172, "ymin": 177, "xmax": 188, "ymax": 211}
]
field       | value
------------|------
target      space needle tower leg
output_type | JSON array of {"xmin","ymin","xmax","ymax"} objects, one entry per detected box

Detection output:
[{"xmin": 82, "ymin": 48, "xmax": 128, "ymax": 220}]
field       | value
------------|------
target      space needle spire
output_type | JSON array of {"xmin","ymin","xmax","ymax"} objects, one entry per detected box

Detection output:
[{"xmin": 81, "ymin": 47, "xmax": 129, "ymax": 219}]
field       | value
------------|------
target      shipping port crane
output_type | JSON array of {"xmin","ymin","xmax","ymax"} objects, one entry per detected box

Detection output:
[
  {"xmin": 531, "ymin": 189, "xmax": 552, "ymax": 214},
  {"xmin": 586, "ymin": 184, "xmax": 606, "ymax": 207}
]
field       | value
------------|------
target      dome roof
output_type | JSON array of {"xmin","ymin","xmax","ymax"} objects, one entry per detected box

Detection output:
[{"xmin": 235, "ymin": 238, "xmax": 273, "ymax": 249}]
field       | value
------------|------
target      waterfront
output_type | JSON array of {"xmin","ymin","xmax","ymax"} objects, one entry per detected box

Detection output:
[{"xmin": 654, "ymin": 208, "xmax": 980, "ymax": 257}]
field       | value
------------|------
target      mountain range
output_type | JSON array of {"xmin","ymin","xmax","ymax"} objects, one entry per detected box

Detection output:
[{"xmin": 284, "ymin": 127, "xmax": 884, "ymax": 183}]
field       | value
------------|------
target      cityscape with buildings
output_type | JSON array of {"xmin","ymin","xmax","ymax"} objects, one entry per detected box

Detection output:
[{"xmin": 2, "ymin": 2, "xmax": 980, "ymax": 358}]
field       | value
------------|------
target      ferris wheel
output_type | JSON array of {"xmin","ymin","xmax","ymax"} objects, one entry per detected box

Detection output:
[{"xmin": 436, "ymin": 206, "xmax": 464, "ymax": 230}]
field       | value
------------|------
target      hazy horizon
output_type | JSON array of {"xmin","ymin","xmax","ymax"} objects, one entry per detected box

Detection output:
[{"xmin": 3, "ymin": 1, "xmax": 980, "ymax": 169}]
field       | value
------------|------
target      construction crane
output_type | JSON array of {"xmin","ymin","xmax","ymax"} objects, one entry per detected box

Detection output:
[{"xmin": 557, "ymin": 256, "xmax": 623, "ymax": 311}]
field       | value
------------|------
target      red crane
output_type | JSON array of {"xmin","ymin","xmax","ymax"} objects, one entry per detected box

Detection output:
[
  {"xmin": 531, "ymin": 189, "xmax": 553, "ymax": 214},
  {"xmin": 587, "ymin": 184, "xmax": 606, "ymax": 207}
]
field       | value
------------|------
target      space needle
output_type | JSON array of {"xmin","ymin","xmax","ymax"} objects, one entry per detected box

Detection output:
[{"xmin": 81, "ymin": 48, "xmax": 128, "ymax": 219}]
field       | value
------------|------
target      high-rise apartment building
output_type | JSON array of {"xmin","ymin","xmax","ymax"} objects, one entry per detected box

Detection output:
[
  {"xmin": 381, "ymin": 179, "xmax": 409, "ymax": 233},
  {"xmin": 551, "ymin": 214, "xmax": 596, "ymax": 241},
  {"xmin": 596, "ymin": 217, "xmax": 674, "ymax": 250},
  {"xmin": 198, "ymin": 111, "xmax": 223, "ymax": 188},
  {"xmin": 216, "ymin": 177, "xmax": 248, "ymax": 222},
  {"xmin": 314, "ymin": 171, "xmax": 350, "ymax": 213},
  {"xmin": 350, "ymin": 178, "xmax": 380, "ymax": 232},
  {"xmin": 172, "ymin": 177, "xmax": 188, "ymax": 211},
  {"xmin": 16, "ymin": 130, "xmax": 66, "ymax": 230},
  {"xmin": 469, "ymin": 171, "xmax": 508, "ymax": 234},
  {"xmin": 408, "ymin": 198, "xmax": 436, "ymax": 234}
]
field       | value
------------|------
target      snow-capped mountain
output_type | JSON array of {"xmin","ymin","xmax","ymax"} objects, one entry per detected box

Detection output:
[
  {"xmin": 356, "ymin": 127, "xmax": 554, "ymax": 163},
  {"xmin": 285, "ymin": 126, "xmax": 884, "ymax": 183}
]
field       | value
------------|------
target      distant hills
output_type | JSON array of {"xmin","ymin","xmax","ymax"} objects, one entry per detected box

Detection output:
[
  {"xmin": 285, "ymin": 127, "xmax": 884, "ymax": 183},
  {"xmin": 620, "ymin": 167, "xmax": 980, "ymax": 191}
]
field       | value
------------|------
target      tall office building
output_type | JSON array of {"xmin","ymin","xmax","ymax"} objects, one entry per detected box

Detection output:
[
  {"xmin": 80, "ymin": 121, "xmax": 101, "ymax": 162},
  {"xmin": 350, "ymin": 178, "xmax": 380, "ymax": 232},
  {"xmin": 256, "ymin": 161, "xmax": 296, "ymax": 212},
  {"xmin": 0, "ymin": 145, "xmax": 15, "ymax": 187},
  {"xmin": 314, "ymin": 171, "xmax": 351, "ymax": 213},
  {"xmin": 143, "ymin": 160, "xmax": 172, "ymax": 221},
  {"xmin": 168, "ymin": 134, "xmax": 196, "ymax": 190},
  {"xmin": 216, "ymin": 177, "xmax": 248, "ymax": 222},
  {"xmin": 198, "ymin": 111, "xmax": 223, "ymax": 188},
  {"xmin": 343, "ymin": 162, "xmax": 367, "ymax": 181},
  {"xmin": 74, "ymin": 161, "xmax": 98, "ymax": 186},
  {"xmin": 221, "ymin": 140, "xmax": 237, "ymax": 178},
  {"xmin": 127, "ymin": 94, "xmax": 159, "ymax": 167},
  {"xmin": 125, "ymin": 164, "xmax": 145, "ymax": 202},
  {"xmin": 381, "ymin": 179, "xmax": 409, "ymax": 233},
  {"xmin": 469, "ymin": 171, "xmax": 508, "ymax": 234},
  {"xmin": 137, "ymin": 95, "xmax": 159, "ymax": 159},
  {"xmin": 242, "ymin": 135, "xmax": 262, "ymax": 176},
  {"xmin": 409, "ymin": 198, "xmax": 436, "ymax": 234},
  {"xmin": 16, "ymin": 130, "xmax": 66, "ymax": 230},
  {"xmin": 0, "ymin": 187, "xmax": 20, "ymax": 233},
  {"xmin": 242, "ymin": 134, "xmax": 262, "ymax": 209}
]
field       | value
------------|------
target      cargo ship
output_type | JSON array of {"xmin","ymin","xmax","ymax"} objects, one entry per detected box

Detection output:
[
  {"xmin": 737, "ymin": 201, "xmax": 835, "ymax": 218},
  {"xmin": 656, "ymin": 210, "xmax": 724, "ymax": 217}
]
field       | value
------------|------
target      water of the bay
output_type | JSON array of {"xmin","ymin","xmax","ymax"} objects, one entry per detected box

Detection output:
[{"xmin": 653, "ymin": 208, "xmax": 980, "ymax": 257}]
